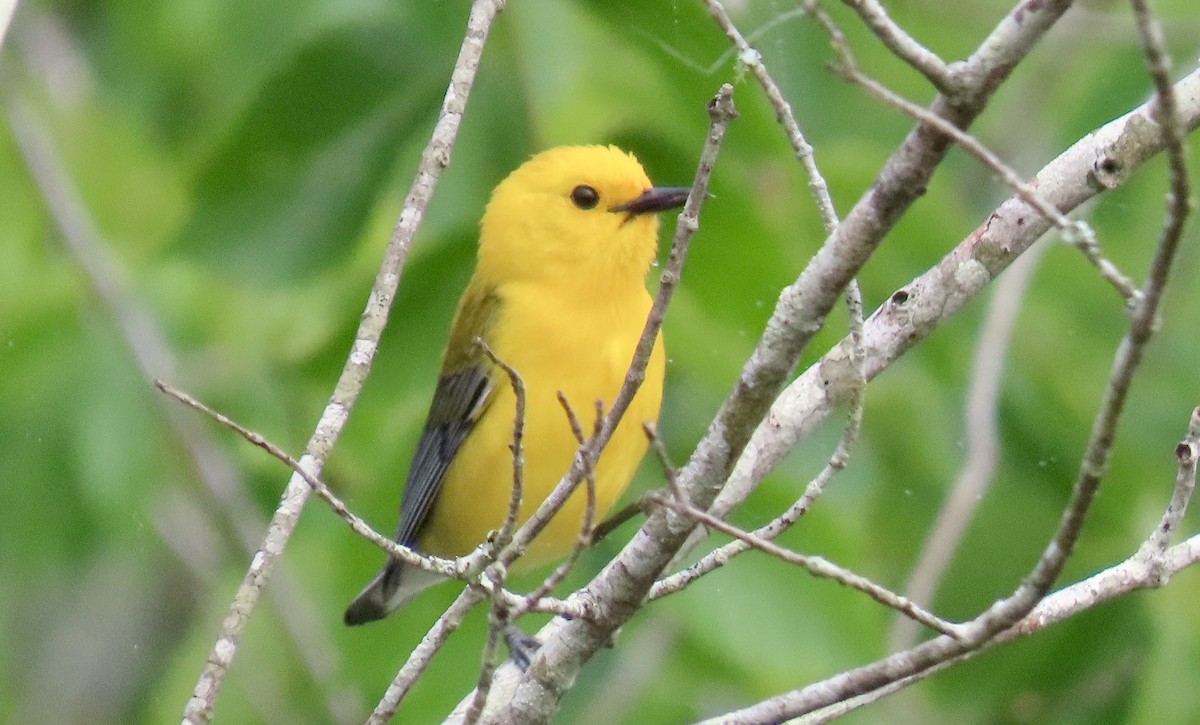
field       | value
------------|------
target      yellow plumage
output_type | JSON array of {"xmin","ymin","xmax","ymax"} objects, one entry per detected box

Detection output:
[{"xmin": 345, "ymin": 145, "xmax": 688, "ymax": 625}]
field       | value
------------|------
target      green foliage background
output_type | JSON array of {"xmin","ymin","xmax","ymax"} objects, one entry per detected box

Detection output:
[{"xmin": 2, "ymin": 0, "xmax": 1199, "ymax": 722}]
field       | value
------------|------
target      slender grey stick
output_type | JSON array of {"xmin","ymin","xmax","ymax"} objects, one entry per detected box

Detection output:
[{"xmin": 178, "ymin": 1, "xmax": 505, "ymax": 721}]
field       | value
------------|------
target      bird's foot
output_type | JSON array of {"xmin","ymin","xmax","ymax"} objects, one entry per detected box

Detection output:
[{"xmin": 504, "ymin": 625, "xmax": 541, "ymax": 671}]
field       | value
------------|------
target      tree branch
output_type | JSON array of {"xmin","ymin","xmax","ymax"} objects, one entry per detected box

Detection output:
[
  {"xmin": 177, "ymin": 1, "xmax": 506, "ymax": 721},
  {"xmin": 708, "ymin": 64, "xmax": 1200, "ymax": 531},
  {"xmin": 695, "ymin": 3, "xmax": 1196, "ymax": 716},
  {"xmin": 4, "ymin": 73, "xmax": 358, "ymax": 722},
  {"xmin": 493, "ymin": 2, "xmax": 1078, "ymax": 719},
  {"xmin": 791, "ymin": 407, "xmax": 1200, "ymax": 723},
  {"xmin": 889, "ymin": 238, "xmax": 1048, "ymax": 651},
  {"xmin": 838, "ymin": 0, "xmax": 954, "ymax": 92},
  {"xmin": 653, "ymin": 488, "xmax": 961, "ymax": 638},
  {"xmin": 704, "ymin": 402, "xmax": 1200, "ymax": 722}
]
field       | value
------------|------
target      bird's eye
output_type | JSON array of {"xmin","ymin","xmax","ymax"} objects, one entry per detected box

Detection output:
[{"xmin": 570, "ymin": 185, "xmax": 600, "ymax": 210}]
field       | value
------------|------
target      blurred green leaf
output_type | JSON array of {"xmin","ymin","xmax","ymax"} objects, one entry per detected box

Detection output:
[{"xmin": 176, "ymin": 20, "xmax": 447, "ymax": 282}]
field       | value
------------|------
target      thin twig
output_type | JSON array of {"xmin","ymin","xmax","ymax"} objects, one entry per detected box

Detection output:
[
  {"xmin": 475, "ymin": 338, "xmax": 527, "ymax": 552},
  {"xmin": 1002, "ymin": 0, "xmax": 1197, "ymax": 619},
  {"xmin": 586, "ymin": 86, "xmax": 733, "ymax": 458},
  {"xmin": 794, "ymin": 407, "xmax": 1200, "ymax": 723},
  {"xmin": 657, "ymin": 250, "xmax": 866, "ymax": 596},
  {"xmin": 490, "ymin": 588, "xmax": 596, "ymax": 621},
  {"xmin": 700, "ymin": 3, "xmax": 1196, "ymax": 718},
  {"xmin": 826, "ymin": 49, "xmax": 1140, "ymax": 302},
  {"xmin": 439, "ymin": 387, "xmax": 608, "ymax": 722},
  {"xmin": 175, "ymin": 2, "xmax": 505, "ymax": 721},
  {"xmin": 670, "ymin": 4, "xmax": 862, "ymax": 560},
  {"xmin": 1066, "ymin": 230, "xmax": 1144, "ymax": 304},
  {"xmin": 838, "ymin": 0, "xmax": 955, "ymax": 92},
  {"xmin": 681, "ymin": 1, "xmax": 871, "ymax": 590},
  {"xmin": 705, "ymin": 0, "xmax": 839, "ymax": 233},
  {"xmin": 461, "ymin": 583, "xmax": 510, "ymax": 725},
  {"xmin": 651, "ymin": 376, "xmax": 864, "ymax": 599},
  {"xmin": 890, "ymin": 239, "xmax": 1050, "ymax": 650},
  {"xmin": 705, "ymin": 65, "xmax": 1200, "ymax": 542},
  {"xmin": 809, "ymin": 2, "xmax": 1141, "ymax": 302},
  {"xmin": 701, "ymin": 414, "xmax": 1200, "ymax": 723},
  {"xmin": 506, "ymin": 394, "xmax": 598, "ymax": 617},
  {"xmin": 1129, "ymin": 0, "xmax": 1193, "ymax": 308},
  {"xmin": 1140, "ymin": 407, "xmax": 1200, "ymax": 560},
  {"xmin": 154, "ymin": 380, "xmax": 460, "ymax": 577},
  {"xmin": 644, "ymin": 422, "xmax": 684, "ymax": 502},
  {"xmin": 455, "ymin": 339, "xmax": 530, "ymax": 722},
  {"xmin": 681, "ymin": 0, "xmax": 1078, "ymax": 549},
  {"xmin": 367, "ymin": 585, "xmax": 490, "ymax": 724},
  {"xmin": 931, "ymin": 0, "xmax": 1193, "ymax": 674},
  {"xmin": 654, "ymin": 491, "xmax": 961, "ymax": 638}
]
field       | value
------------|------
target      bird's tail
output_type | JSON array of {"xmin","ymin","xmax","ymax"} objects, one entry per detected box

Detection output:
[{"xmin": 344, "ymin": 559, "xmax": 447, "ymax": 625}]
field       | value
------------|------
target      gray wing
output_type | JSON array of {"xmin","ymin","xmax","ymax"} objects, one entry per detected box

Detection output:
[
  {"xmin": 393, "ymin": 365, "xmax": 495, "ymax": 547},
  {"xmin": 343, "ymin": 282, "xmax": 500, "ymax": 625},
  {"xmin": 392, "ymin": 280, "xmax": 501, "ymax": 548}
]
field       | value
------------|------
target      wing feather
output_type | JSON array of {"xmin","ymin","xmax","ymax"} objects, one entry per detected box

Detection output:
[
  {"xmin": 392, "ymin": 281, "xmax": 501, "ymax": 548},
  {"xmin": 343, "ymin": 280, "xmax": 502, "ymax": 625}
]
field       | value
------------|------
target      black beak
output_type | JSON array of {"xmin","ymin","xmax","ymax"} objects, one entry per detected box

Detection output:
[{"xmin": 609, "ymin": 186, "xmax": 692, "ymax": 216}]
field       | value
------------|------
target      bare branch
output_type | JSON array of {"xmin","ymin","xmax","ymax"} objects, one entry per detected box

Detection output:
[
  {"xmin": 475, "ymin": 338, "xmax": 527, "ymax": 553},
  {"xmin": 707, "ymin": 65, "xmax": 1200, "ymax": 536},
  {"xmin": 890, "ymin": 239, "xmax": 1049, "ymax": 650},
  {"xmin": 807, "ymin": 11, "xmax": 1142, "ymax": 304},
  {"xmin": 696, "ymin": 4, "xmax": 1197, "ymax": 718},
  {"xmin": 504, "ymin": 394, "xmax": 599, "ymax": 618},
  {"xmin": 175, "ymin": 3, "xmax": 506, "ymax": 718},
  {"xmin": 701, "ymin": 1, "xmax": 874, "ymax": 574},
  {"xmin": 461, "ymin": 586, "xmax": 510, "ymax": 725},
  {"xmin": 489, "ymin": 588, "xmax": 596, "ymax": 621},
  {"xmin": 852, "ymin": 65, "xmax": 1138, "ymax": 301},
  {"xmin": 1129, "ymin": 0, "xmax": 1194, "ymax": 310},
  {"xmin": 791, "ymin": 407, "xmax": 1200, "ymax": 723},
  {"xmin": 4, "ymin": 82, "xmax": 357, "ymax": 722},
  {"xmin": 500, "ymin": 1, "xmax": 1082, "ymax": 716},
  {"xmin": 654, "ymin": 491, "xmax": 962, "ymax": 638},
  {"xmin": 651, "ymin": 360, "xmax": 865, "ymax": 599},
  {"xmin": 368, "ymin": 586, "xmax": 489, "ymax": 724},
  {"xmin": 705, "ymin": 0, "xmax": 839, "ymax": 232},
  {"xmin": 153, "ymin": 381, "xmax": 461, "ymax": 577},
  {"xmin": 1141, "ymin": 407, "xmax": 1200, "ymax": 559},
  {"xmin": 703, "ymin": 449, "xmax": 1200, "ymax": 723},
  {"xmin": 1064, "ymin": 228, "xmax": 1144, "ymax": 303},
  {"xmin": 996, "ymin": 0, "xmax": 1198, "ymax": 631},
  {"xmin": 839, "ymin": 0, "xmax": 954, "ymax": 92},
  {"xmin": 597, "ymin": 86, "xmax": 735, "ymax": 443}
]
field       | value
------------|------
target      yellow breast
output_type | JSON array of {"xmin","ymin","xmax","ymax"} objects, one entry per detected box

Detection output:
[{"xmin": 418, "ymin": 279, "xmax": 665, "ymax": 568}]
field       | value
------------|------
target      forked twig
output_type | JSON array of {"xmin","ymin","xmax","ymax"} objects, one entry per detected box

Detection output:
[{"xmin": 649, "ymin": 461, "xmax": 959, "ymax": 638}]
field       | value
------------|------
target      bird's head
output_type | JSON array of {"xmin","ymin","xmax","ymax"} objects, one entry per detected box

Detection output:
[{"xmin": 477, "ymin": 145, "xmax": 689, "ymax": 292}]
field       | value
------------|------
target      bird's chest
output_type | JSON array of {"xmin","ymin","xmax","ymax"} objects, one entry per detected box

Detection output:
[{"xmin": 489, "ymin": 284, "xmax": 646, "ymax": 406}]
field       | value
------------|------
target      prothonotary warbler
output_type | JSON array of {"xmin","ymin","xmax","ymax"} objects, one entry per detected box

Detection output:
[{"xmin": 344, "ymin": 145, "xmax": 689, "ymax": 625}]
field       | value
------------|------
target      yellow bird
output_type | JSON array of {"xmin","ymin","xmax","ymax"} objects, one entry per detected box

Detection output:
[{"xmin": 345, "ymin": 145, "xmax": 689, "ymax": 625}]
